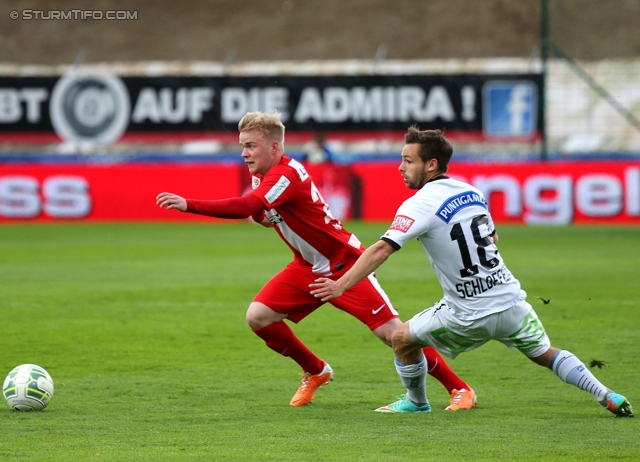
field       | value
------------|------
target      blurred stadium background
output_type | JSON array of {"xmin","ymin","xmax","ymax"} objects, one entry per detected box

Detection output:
[{"xmin": 0, "ymin": 0, "xmax": 639, "ymax": 224}]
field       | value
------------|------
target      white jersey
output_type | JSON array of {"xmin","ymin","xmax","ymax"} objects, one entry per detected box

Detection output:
[{"xmin": 381, "ymin": 176, "xmax": 523, "ymax": 320}]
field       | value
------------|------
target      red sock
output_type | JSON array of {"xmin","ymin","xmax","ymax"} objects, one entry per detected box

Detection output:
[
  {"xmin": 422, "ymin": 346, "xmax": 469, "ymax": 393},
  {"xmin": 253, "ymin": 322, "xmax": 324, "ymax": 375}
]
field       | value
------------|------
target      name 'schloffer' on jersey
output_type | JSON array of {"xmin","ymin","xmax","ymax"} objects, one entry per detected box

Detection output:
[{"xmin": 455, "ymin": 265, "xmax": 514, "ymax": 299}]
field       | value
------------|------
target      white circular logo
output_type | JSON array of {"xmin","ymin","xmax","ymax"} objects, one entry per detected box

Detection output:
[{"xmin": 50, "ymin": 74, "xmax": 130, "ymax": 143}]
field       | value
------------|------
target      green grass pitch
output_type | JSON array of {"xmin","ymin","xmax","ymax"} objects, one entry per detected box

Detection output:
[{"xmin": 0, "ymin": 222, "xmax": 638, "ymax": 461}]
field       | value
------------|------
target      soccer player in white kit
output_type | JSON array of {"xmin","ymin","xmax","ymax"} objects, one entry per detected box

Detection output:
[{"xmin": 310, "ymin": 126, "xmax": 633, "ymax": 417}]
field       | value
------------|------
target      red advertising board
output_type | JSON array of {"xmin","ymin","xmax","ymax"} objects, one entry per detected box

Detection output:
[
  {"xmin": 0, "ymin": 163, "xmax": 241, "ymax": 222},
  {"xmin": 351, "ymin": 161, "xmax": 640, "ymax": 224},
  {"xmin": 1, "ymin": 160, "xmax": 639, "ymax": 224}
]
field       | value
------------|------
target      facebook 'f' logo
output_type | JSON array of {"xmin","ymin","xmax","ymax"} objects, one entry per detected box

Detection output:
[{"xmin": 483, "ymin": 81, "xmax": 538, "ymax": 137}]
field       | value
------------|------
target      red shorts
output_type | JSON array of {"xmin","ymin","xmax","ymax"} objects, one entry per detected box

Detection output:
[{"xmin": 254, "ymin": 261, "xmax": 399, "ymax": 330}]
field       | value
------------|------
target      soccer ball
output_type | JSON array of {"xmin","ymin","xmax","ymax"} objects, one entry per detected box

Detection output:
[{"xmin": 3, "ymin": 364, "xmax": 54, "ymax": 411}]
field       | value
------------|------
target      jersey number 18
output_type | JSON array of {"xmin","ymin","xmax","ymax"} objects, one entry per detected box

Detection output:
[{"xmin": 449, "ymin": 214, "xmax": 500, "ymax": 278}]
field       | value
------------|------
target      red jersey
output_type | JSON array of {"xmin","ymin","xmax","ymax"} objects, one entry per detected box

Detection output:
[{"xmin": 249, "ymin": 155, "xmax": 364, "ymax": 276}]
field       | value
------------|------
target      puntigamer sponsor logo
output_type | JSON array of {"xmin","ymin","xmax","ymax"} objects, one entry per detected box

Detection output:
[
  {"xmin": 436, "ymin": 191, "xmax": 488, "ymax": 223},
  {"xmin": 265, "ymin": 176, "xmax": 291, "ymax": 204}
]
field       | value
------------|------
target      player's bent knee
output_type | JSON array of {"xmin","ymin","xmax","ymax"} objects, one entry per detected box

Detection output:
[
  {"xmin": 246, "ymin": 302, "xmax": 285, "ymax": 330},
  {"xmin": 245, "ymin": 303, "xmax": 266, "ymax": 329},
  {"xmin": 390, "ymin": 323, "xmax": 416, "ymax": 354}
]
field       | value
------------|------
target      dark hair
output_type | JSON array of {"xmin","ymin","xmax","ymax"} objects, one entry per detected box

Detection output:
[{"xmin": 404, "ymin": 126, "xmax": 453, "ymax": 173}]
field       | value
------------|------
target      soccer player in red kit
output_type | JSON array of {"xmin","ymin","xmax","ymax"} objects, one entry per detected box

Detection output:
[{"xmin": 156, "ymin": 110, "xmax": 476, "ymax": 410}]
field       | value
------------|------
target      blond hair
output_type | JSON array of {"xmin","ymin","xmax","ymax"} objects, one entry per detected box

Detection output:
[{"xmin": 238, "ymin": 110, "xmax": 285, "ymax": 152}]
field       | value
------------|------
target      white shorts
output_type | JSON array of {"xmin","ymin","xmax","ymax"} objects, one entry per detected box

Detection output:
[{"xmin": 409, "ymin": 297, "xmax": 551, "ymax": 359}]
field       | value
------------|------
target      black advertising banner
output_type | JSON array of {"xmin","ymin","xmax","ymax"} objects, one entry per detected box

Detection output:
[{"xmin": 0, "ymin": 74, "xmax": 542, "ymax": 142}]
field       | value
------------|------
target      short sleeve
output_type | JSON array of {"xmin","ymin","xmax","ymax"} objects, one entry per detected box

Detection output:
[{"xmin": 380, "ymin": 197, "xmax": 430, "ymax": 249}]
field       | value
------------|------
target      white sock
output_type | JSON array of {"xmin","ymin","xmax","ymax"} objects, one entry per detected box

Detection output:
[
  {"xmin": 395, "ymin": 356, "xmax": 428, "ymax": 405},
  {"xmin": 550, "ymin": 350, "xmax": 609, "ymax": 405}
]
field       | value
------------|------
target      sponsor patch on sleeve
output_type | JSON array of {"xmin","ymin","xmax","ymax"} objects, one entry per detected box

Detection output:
[
  {"xmin": 265, "ymin": 175, "xmax": 291, "ymax": 204},
  {"xmin": 389, "ymin": 215, "xmax": 415, "ymax": 233}
]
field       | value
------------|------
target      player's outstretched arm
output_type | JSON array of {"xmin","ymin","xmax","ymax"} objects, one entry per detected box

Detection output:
[
  {"xmin": 310, "ymin": 240, "xmax": 396, "ymax": 302},
  {"xmin": 157, "ymin": 193, "xmax": 265, "ymax": 220},
  {"xmin": 156, "ymin": 192, "xmax": 187, "ymax": 212}
]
